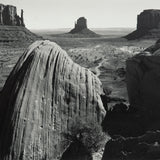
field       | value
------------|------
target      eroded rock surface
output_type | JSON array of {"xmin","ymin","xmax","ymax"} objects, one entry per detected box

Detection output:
[{"xmin": 0, "ymin": 40, "xmax": 105, "ymax": 160}]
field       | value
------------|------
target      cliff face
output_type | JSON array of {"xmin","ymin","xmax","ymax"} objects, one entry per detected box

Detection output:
[
  {"xmin": 0, "ymin": 4, "xmax": 24, "ymax": 26},
  {"xmin": 125, "ymin": 10, "xmax": 160, "ymax": 40},
  {"xmin": 0, "ymin": 40, "xmax": 105, "ymax": 160},
  {"xmin": 126, "ymin": 54, "xmax": 160, "ymax": 112},
  {"xmin": 126, "ymin": 42, "xmax": 160, "ymax": 131},
  {"xmin": 137, "ymin": 10, "xmax": 160, "ymax": 30}
]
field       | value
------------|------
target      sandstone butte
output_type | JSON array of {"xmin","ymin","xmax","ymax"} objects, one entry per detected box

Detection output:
[
  {"xmin": 125, "ymin": 9, "xmax": 160, "ymax": 40},
  {"xmin": 69, "ymin": 17, "xmax": 99, "ymax": 37},
  {"xmin": 0, "ymin": 4, "xmax": 40, "ymax": 42},
  {"xmin": 0, "ymin": 40, "xmax": 106, "ymax": 160}
]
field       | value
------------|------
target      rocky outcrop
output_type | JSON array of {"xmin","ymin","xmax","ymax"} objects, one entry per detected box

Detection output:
[
  {"xmin": 0, "ymin": 40, "xmax": 105, "ymax": 160},
  {"xmin": 126, "ymin": 46, "xmax": 160, "ymax": 131},
  {"xmin": 69, "ymin": 17, "xmax": 99, "ymax": 37},
  {"xmin": 0, "ymin": 4, "xmax": 24, "ymax": 26},
  {"xmin": 125, "ymin": 10, "xmax": 160, "ymax": 40}
]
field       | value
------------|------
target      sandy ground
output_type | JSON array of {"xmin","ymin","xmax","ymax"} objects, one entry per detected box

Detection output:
[{"xmin": 0, "ymin": 37, "xmax": 156, "ymax": 104}]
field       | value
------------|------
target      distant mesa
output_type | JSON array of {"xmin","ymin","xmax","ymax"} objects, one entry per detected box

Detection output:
[
  {"xmin": 0, "ymin": 4, "xmax": 24, "ymax": 26},
  {"xmin": 70, "ymin": 17, "xmax": 87, "ymax": 33},
  {"xmin": 0, "ymin": 4, "xmax": 40, "ymax": 42},
  {"xmin": 68, "ymin": 17, "xmax": 100, "ymax": 37},
  {"xmin": 125, "ymin": 9, "xmax": 160, "ymax": 40}
]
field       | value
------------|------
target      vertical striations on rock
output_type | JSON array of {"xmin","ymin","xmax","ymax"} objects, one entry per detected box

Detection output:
[{"xmin": 0, "ymin": 40, "xmax": 105, "ymax": 160}]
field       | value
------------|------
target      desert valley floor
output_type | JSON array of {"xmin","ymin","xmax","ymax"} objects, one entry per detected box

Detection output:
[{"xmin": 0, "ymin": 33, "xmax": 156, "ymax": 105}]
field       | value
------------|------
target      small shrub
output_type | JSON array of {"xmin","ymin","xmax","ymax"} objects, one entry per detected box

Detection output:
[{"xmin": 64, "ymin": 119, "xmax": 107, "ymax": 154}]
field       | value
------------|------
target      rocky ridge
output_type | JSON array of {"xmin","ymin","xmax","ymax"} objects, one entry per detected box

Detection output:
[{"xmin": 0, "ymin": 40, "xmax": 105, "ymax": 160}]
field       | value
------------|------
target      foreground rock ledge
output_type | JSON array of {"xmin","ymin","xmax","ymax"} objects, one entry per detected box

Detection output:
[{"xmin": 0, "ymin": 40, "xmax": 105, "ymax": 160}]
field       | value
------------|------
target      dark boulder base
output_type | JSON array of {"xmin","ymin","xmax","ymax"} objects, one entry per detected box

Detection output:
[
  {"xmin": 60, "ymin": 141, "xmax": 92, "ymax": 160},
  {"xmin": 102, "ymin": 131, "xmax": 160, "ymax": 160},
  {"xmin": 101, "ymin": 103, "xmax": 149, "ymax": 137}
]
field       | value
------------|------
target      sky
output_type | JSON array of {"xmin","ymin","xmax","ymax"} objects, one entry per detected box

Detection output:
[{"xmin": 1, "ymin": 0, "xmax": 160, "ymax": 30}]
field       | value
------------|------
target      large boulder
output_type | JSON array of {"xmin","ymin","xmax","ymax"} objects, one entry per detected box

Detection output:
[
  {"xmin": 0, "ymin": 40, "xmax": 105, "ymax": 160},
  {"xmin": 126, "ymin": 41, "xmax": 160, "ymax": 131},
  {"xmin": 126, "ymin": 53, "xmax": 160, "ymax": 122}
]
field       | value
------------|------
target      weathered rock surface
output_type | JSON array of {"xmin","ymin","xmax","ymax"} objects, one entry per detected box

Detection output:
[
  {"xmin": 69, "ymin": 17, "xmax": 99, "ymax": 37},
  {"xmin": 0, "ymin": 40, "xmax": 105, "ymax": 160},
  {"xmin": 125, "ymin": 10, "xmax": 160, "ymax": 40},
  {"xmin": 0, "ymin": 4, "xmax": 24, "ymax": 26}
]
